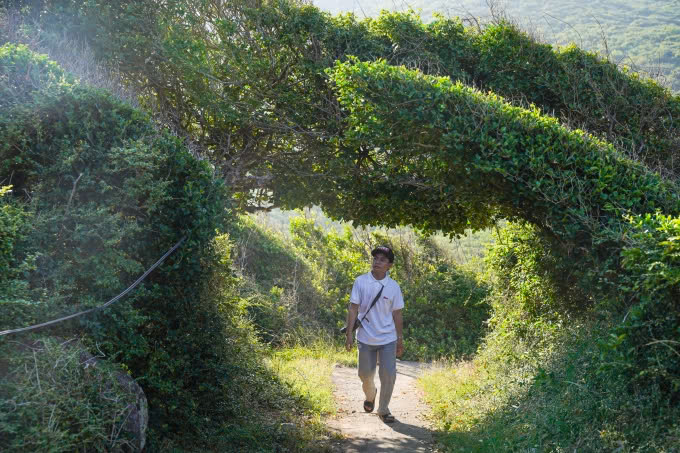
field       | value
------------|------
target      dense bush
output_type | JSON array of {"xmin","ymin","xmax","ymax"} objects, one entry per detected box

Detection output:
[
  {"xmin": 13, "ymin": 2, "xmax": 678, "ymax": 209},
  {"xmin": 485, "ymin": 222, "xmax": 588, "ymax": 325},
  {"xmin": 0, "ymin": 185, "xmax": 43, "ymax": 330},
  {"xmin": 288, "ymin": 216, "xmax": 367, "ymax": 328},
  {"xmin": 222, "ymin": 212, "xmax": 489, "ymax": 360},
  {"xmin": 421, "ymin": 220, "xmax": 680, "ymax": 451},
  {"xmin": 329, "ymin": 58, "xmax": 680, "ymax": 241},
  {"xmin": 5, "ymin": 2, "xmax": 680, "ymax": 450},
  {"xmin": 613, "ymin": 213, "xmax": 680, "ymax": 397},
  {"xmin": 0, "ymin": 43, "xmax": 279, "ymax": 449},
  {"xmin": 329, "ymin": 57, "xmax": 680, "ymax": 409},
  {"xmin": 225, "ymin": 215, "xmax": 331, "ymax": 344},
  {"xmin": 469, "ymin": 24, "xmax": 680, "ymax": 173}
]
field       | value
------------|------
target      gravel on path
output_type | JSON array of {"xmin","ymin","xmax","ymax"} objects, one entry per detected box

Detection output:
[{"xmin": 327, "ymin": 361, "xmax": 438, "ymax": 453}]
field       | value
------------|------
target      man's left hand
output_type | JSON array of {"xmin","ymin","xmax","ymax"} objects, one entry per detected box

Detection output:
[{"xmin": 396, "ymin": 339, "xmax": 404, "ymax": 358}]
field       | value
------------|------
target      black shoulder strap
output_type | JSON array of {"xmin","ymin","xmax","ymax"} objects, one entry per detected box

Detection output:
[{"xmin": 359, "ymin": 283, "xmax": 384, "ymax": 325}]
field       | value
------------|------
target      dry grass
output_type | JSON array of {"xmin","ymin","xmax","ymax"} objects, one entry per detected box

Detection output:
[
  {"xmin": 1, "ymin": 8, "xmax": 139, "ymax": 107},
  {"xmin": 0, "ymin": 337, "xmax": 139, "ymax": 452},
  {"xmin": 268, "ymin": 337, "xmax": 357, "ymax": 417}
]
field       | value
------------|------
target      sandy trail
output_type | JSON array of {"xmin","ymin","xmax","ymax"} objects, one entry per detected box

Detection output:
[{"xmin": 327, "ymin": 361, "xmax": 437, "ymax": 452}]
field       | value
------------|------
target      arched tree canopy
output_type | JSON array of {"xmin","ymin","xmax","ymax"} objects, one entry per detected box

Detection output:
[
  {"xmin": 321, "ymin": 58, "xmax": 680, "ymax": 241},
  {"xmin": 17, "ymin": 0, "xmax": 679, "ymax": 216}
]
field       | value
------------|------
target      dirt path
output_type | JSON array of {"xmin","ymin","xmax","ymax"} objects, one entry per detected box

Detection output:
[{"xmin": 327, "ymin": 361, "xmax": 437, "ymax": 452}]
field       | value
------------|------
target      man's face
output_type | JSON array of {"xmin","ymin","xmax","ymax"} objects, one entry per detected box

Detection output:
[{"xmin": 371, "ymin": 253, "xmax": 393, "ymax": 274}]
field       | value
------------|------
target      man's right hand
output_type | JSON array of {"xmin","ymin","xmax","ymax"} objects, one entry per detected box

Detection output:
[{"xmin": 345, "ymin": 335, "xmax": 354, "ymax": 351}]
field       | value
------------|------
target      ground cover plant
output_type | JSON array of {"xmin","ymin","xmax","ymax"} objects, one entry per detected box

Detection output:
[{"xmin": 0, "ymin": 338, "xmax": 140, "ymax": 452}]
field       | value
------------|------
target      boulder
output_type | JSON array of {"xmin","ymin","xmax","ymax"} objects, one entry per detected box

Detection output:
[{"xmin": 79, "ymin": 347, "xmax": 148, "ymax": 451}]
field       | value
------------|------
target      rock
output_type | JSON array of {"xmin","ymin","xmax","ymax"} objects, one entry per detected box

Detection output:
[
  {"xmin": 280, "ymin": 422, "xmax": 297, "ymax": 433},
  {"xmin": 79, "ymin": 348, "xmax": 148, "ymax": 451},
  {"xmin": 0, "ymin": 337, "xmax": 148, "ymax": 451}
]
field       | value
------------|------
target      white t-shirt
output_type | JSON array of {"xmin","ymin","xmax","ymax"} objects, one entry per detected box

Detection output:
[{"xmin": 350, "ymin": 272, "xmax": 404, "ymax": 345}]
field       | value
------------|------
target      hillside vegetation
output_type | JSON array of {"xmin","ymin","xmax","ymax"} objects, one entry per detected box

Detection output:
[
  {"xmin": 0, "ymin": 42, "xmax": 337, "ymax": 451},
  {"xmin": 2, "ymin": 1, "xmax": 680, "ymax": 452},
  {"xmin": 315, "ymin": 0, "xmax": 680, "ymax": 93}
]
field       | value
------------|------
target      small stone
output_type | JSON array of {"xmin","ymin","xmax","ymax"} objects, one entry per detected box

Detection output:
[{"xmin": 280, "ymin": 423, "xmax": 296, "ymax": 432}]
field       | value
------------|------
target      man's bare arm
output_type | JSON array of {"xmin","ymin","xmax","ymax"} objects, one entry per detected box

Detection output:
[{"xmin": 345, "ymin": 303, "xmax": 359, "ymax": 351}]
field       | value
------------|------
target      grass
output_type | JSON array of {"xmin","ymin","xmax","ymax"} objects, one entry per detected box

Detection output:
[
  {"xmin": 274, "ymin": 338, "xmax": 357, "ymax": 367},
  {"xmin": 268, "ymin": 338, "xmax": 356, "ymax": 418},
  {"xmin": 0, "ymin": 337, "xmax": 140, "ymax": 452},
  {"xmin": 419, "ymin": 319, "xmax": 680, "ymax": 452},
  {"xmin": 0, "ymin": 335, "xmax": 349, "ymax": 453},
  {"xmin": 263, "ymin": 338, "xmax": 357, "ymax": 450},
  {"xmin": 154, "ymin": 338, "xmax": 351, "ymax": 452},
  {"xmin": 269, "ymin": 340, "xmax": 356, "ymax": 420}
]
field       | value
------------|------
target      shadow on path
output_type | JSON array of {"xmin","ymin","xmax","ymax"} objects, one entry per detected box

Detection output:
[{"xmin": 328, "ymin": 361, "xmax": 437, "ymax": 453}]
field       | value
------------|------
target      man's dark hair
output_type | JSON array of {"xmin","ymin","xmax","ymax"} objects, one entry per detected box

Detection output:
[{"xmin": 371, "ymin": 245, "xmax": 395, "ymax": 263}]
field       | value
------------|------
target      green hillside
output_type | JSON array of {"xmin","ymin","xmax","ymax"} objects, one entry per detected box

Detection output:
[{"xmin": 314, "ymin": 0, "xmax": 680, "ymax": 93}]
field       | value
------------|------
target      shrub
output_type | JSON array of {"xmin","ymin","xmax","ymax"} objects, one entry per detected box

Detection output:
[
  {"xmin": 328, "ymin": 57, "xmax": 680, "ymax": 280},
  {"xmin": 0, "ymin": 185, "xmax": 37, "ymax": 304},
  {"xmin": 610, "ymin": 213, "xmax": 680, "ymax": 398},
  {"xmin": 471, "ymin": 23, "xmax": 680, "ymax": 174},
  {"xmin": 422, "ymin": 220, "xmax": 680, "ymax": 452},
  {"xmin": 225, "ymin": 214, "xmax": 332, "ymax": 344},
  {"xmin": 0, "ymin": 43, "xmax": 265, "ymax": 447},
  {"xmin": 289, "ymin": 215, "xmax": 367, "ymax": 328},
  {"xmin": 19, "ymin": 3, "xmax": 679, "ymax": 211}
]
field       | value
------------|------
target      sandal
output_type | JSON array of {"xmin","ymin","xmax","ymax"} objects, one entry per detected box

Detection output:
[
  {"xmin": 363, "ymin": 388, "xmax": 377, "ymax": 413},
  {"xmin": 378, "ymin": 413, "xmax": 396, "ymax": 423}
]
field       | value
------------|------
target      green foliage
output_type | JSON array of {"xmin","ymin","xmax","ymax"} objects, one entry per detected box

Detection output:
[
  {"xmin": 268, "ymin": 346, "xmax": 338, "ymax": 417},
  {"xmin": 286, "ymin": 215, "xmax": 490, "ymax": 361},
  {"xmin": 486, "ymin": 222, "xmax": 587, "ymax": 323},
  {"xmin": 20, "ymin": 1, "xmax": 678, "ymax": 209},
  {"xmin": 225, "ymin": 214, "xmax": 333, "ymax": 344},
  {"xmin": 422, "ymin": 319, "xmax": 680, "ymax": 452},
  {"xmin": 469, "ymin": 23, "xmax": 680, "ymax": 174},
  {"xmin": 0, "ymin": 44, "xmax": 342, "ymax": 451},
  {"xmin": 609, "ymin": 213, "xmax": 680, "ymax": 396},
  {"xmin": 0, "ymin": 42, "xmax": 73, "ymax": 110},
  {"xmin": 0, "ymin": 186, "xmax": 36, "ymax": 301},
  {"xmin": 189, "ymin": 233, "xmax": 337, "ymax": 453},
  {"xmin": 0, "ymin": 43, "xmax": 271, "ymax": 449},
  {"xmin": 6, "ymin": 2, "xmax": 680, "ymax": 450},
  {"xmin": 0, "ymin": 338, "xmax": 138, "ymax": 452},
  {"xmin": 227, "ymin": 212, "xmax": 489, "ymax": 361},
  {"xmin": 480, "ymin": 222, "xmax": 572, "ymax": 375},
  {"xmin": 322, "ymin": 0, "xmax": 680, "ymax": 94},
  {"xmin": 420, "ymin": 220, "xmax": 680, "ymax": 451},
  {"xmin": 329, "ymin": 58, "xmax": 679, "ymax": 245},
  {"xmin": 289, "ymin": 215, "xmax": 366, "ymax": 327},
  {"xmin": 0, "ymin": 184, "xmax": 44, "ymax": 332}
]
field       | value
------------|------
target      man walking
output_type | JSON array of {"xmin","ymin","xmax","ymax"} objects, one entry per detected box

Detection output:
[{"xmin": 345, "ymin": 245, "xmax": 404, "ymax": 423}]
